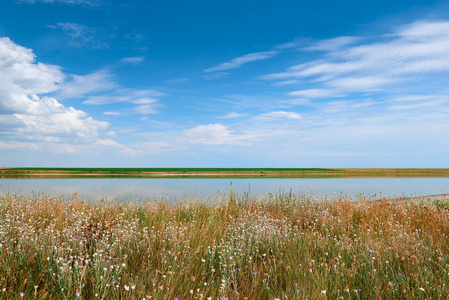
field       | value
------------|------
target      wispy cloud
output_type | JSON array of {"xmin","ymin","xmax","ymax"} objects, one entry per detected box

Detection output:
[
  {"xmin": 59, "ymin": 69, "xmax": 117, "ymax": 98},
  {"xmin": 124, "ymin": 30, "xmax": 147, "ymax": 42},
  {"xmin": 274, "ymin": 38, "xmax": 307, "ymax": 50},
  {"xmin": 19, "ymin": 0, "xmax": 102, "ymax": 7},
  {"xmin": 202, "ymin": 72, "xmax": 228, "ymax": 80},
  {"xmin": 289, "ymin": 89, "xmax": 343, "ymax": 98},
  {"xmin": 120, "ymin": 56, "xmax": 145, "ymax": 64},
  {"xmin": 204, "ymin": 50, "xmax": 278, "ymax": 73},
  {"xmin": 264, "ymin": 20, "xmax": 449, "ymax": 96},
  {"xmin": 255, "ymin": 111, "xmax": 301, "ymax": 121},
  {"xmin": 84, "ymin": 89, "xmax": 165, "ymax": 115},
  {"xmin": 303, "ymin": 36, "xmax": 361, "ymax": 51},
  {"xmin": 184, "ymin": 124, "xmax": 253, "ymax": 145},
  {"xmin": 83, "ymin": 89, "xmax": 164, "ymax": 105},
  {"xmin": 167, "ymin": 77, "xmax": 188, "ymax": 83},
  {"xmin": 47, "ymin": 22, "xmax": 110, "ymax": 49},
  {"xmin": 219, "ymin": 112, "xmax": 247, "ymax": 119}
]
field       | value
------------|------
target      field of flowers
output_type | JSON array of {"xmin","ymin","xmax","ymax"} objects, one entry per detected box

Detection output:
[{"xmin": 0, "ymin": 191, "xmax": 448, "ymax": 299}]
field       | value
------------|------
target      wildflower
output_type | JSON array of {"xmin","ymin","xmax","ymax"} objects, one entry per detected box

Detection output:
[
  {"xmin": 419, "ymin": 288, "xmax": 425, "ymax": 292},
  {"xmin": 322, "ymin": 290, "xmax": 326, "ymax": 295},
  {"xmin": 124, "ymin": 285, "xmax": 130, "ymax": 291},
  {"xmin": 308, "ymin": 269, "xmax": 312, "ymax": 272},
  {"xmin": 75, "ymin": 292, "xmax": 81, "ymax": 297},
  {"xmin": 20, "ymin": 293, "xmax": 24, "ymax": 297}
]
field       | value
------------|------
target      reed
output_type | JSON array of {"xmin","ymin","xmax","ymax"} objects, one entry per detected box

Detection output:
[{"xmin": 0, "ymin": 191, "xmax": 448, "ymax": 299}]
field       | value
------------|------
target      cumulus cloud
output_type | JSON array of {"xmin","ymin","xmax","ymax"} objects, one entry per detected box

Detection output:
[
  {"xmin": 0, "ymin": 36, "xmax": 110, "ymax": 146},
  {"xmin": 204, "ymin": 50, "xmax": 278, "ymax": 73}
]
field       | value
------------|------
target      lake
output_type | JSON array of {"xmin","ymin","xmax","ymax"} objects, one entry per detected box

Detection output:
[{"xmin": 0, "ymin": 177, "xmax": 448, "ymax": 203}]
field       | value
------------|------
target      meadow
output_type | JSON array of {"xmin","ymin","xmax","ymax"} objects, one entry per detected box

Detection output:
[{"xmin": 0, "ymin": 191, "xmax": 448, "ymax": 299}]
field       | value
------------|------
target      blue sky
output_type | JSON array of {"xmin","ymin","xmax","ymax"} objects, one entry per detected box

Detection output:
[{"xmin": 1, "ymin": 0, "xmax": 449, "ymax": 167}]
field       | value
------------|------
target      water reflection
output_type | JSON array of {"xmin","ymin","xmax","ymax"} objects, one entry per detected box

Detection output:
[{"xmin": 0, "ymin": 177, "xmax": 448, "ymax": 203}]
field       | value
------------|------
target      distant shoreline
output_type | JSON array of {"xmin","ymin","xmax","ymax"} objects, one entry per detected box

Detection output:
[{"xmin": 1, "ymin": 168, "xmax": 449, "ymax": 178}]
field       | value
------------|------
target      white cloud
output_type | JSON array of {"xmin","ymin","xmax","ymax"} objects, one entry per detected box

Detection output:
[
  {"xmin": 58, "ymin": 69, "xmax": 117, "ymax": 98},
  {"xmin": 184, "ymin": 124, "xmax": 252, "ymax": 145},
  {"xmin": 219, "ymin": 112, "xmax": 247, "ymax": 119},
  {"xmin": 14, "ymin": 101, "xmax": 108, "ymax": 139},
  {"xmin": 0, "ymin": 37, "xmax": 64, "ymax": 98},
  {"xmin": 255, "ymin": 111, "xmax": 302, "ymax": 121},
  {"xmin": 0, "ymin": 36, "xmax": 110, "ymax": 146},
  {"xmin": 395, "ymin": 20, "xmax": 449, "ymax": 40},
  {"xmin": 204, "ymin": 50, "xmax": 278, "ymax": 73},
  {"xmin": 121, "ymin": 56, "xmax": 145, "ymax": 64}
]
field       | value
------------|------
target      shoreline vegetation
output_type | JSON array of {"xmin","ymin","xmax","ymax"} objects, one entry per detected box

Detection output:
[
  {"xmin": 1, "ymin": 168, "xmax": 449, "ymax": 178},
  {"xmin": 0, "ymin": 191, "xmax": 449, "ymax": 299}
]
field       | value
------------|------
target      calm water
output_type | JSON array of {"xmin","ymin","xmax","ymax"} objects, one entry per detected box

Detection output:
[{"xmin": 0, "ymin": 177, "xmax": 448, "ymax": 203}]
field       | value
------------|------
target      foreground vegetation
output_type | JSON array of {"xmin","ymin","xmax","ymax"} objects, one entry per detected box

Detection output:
[{"xmin": 0, "ymin": 192, "xmax": 448, "ymax": 299}]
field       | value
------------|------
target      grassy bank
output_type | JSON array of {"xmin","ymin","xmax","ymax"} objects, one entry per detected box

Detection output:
[
  {"xmin": 1, "ymin": 168, "xmax": 449, "ymax": 178},
  {"xmin": 0, "ymin": 192, "xmax": 448, "ymax": 299}
]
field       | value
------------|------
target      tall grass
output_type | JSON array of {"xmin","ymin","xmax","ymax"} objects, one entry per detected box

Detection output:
[{"xmin": 0, "ymin": 191, "xmax": 448, "ymax": 299}]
